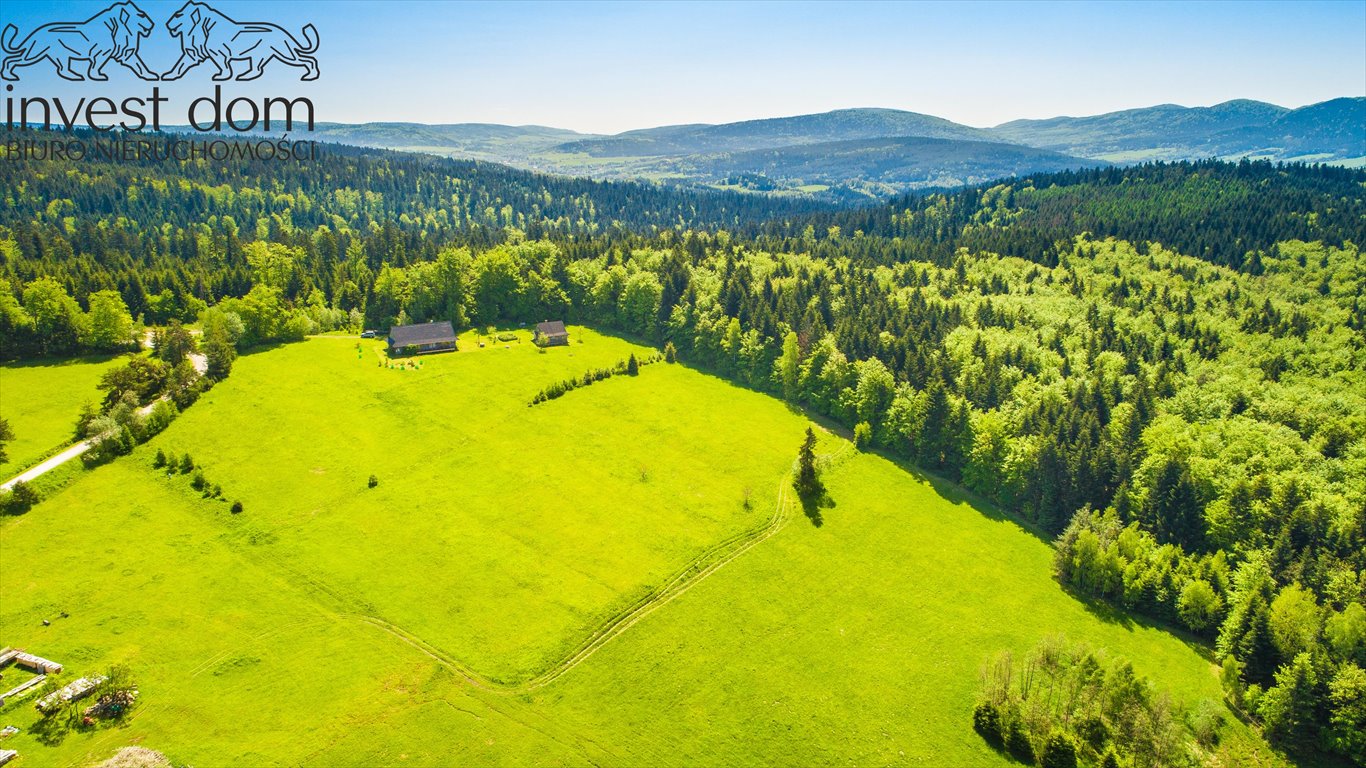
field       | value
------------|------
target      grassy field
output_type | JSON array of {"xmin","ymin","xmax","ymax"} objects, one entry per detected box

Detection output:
[
  {"xmin": 0, "ymin": 355, "xmax": 124, "ymax": 477},
  {"xmin": 141, "ymin": 329, "xmax": 800, "ymax": 682},
  {"xmin": 0, "ymin": 330, "xmax": 1277, "ymax": 766}
]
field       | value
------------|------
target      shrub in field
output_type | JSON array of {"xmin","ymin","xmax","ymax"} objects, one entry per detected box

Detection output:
[
  {"xmin": 1006, "ymin": 720, "xmax": 1036, "ymax": 764},
  {"xmin": 230, "ymin": 500, "xmax": 243, "ymax": 514},
  {"xmin": 1, "ymin": 481, "xmax": 39, "ymax": 515},
  {"xmin": 972, "ymin": 701, "xmax": 1003, "ymax": 747},
  {"xmin": 529, "ymin": 354, "xmax": 662, "ymax": 406},
  {"xmin": 368, "ymin": 474, "xmax": 379, "ymax": 489}
]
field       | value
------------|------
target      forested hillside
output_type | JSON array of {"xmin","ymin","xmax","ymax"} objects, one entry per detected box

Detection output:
[
  {"xmin": 0, "ymin": 129, "xmax": 823, "ymax": 339},
  {"xmin": 2, "ymin": 143, "xmax": 1364, "ymax": 762}
]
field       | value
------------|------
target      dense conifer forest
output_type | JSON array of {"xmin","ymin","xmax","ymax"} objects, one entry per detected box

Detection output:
[{"xmin": 2, "ymin": 135, "xmax": 1364, "ymax": 761}]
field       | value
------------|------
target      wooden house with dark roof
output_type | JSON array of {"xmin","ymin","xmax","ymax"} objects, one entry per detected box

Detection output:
[
  {"xmin": 388, "ymin": 321, "xmax": 457, "ymax": 355},
  {"xmin": 534, "ymin": 321, "xmax": 569, "ymax": 346}
]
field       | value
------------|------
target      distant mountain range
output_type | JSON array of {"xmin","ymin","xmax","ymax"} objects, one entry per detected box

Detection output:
[
  {"xmin": 289, "ymin": 97, "xmax": 1365, "ymax": 200},
  {"xmin": 555, "ymin": 108, "xmax": 997, "ymax": 157},
  {"xmin": 993, "ymin": 97, "xmax": 1365, "ymax": 163}
]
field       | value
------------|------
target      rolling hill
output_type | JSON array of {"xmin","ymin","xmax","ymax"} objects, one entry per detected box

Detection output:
[
  {"xmin": 237, "ymin": 100, "xmax": 1363, "ymax": 199},
  {"xmin": 554, "ymin": 107, "xmax": 997, "ymax": 157},
  {"xmin": 694, "ymin": 135, "xmax": 1098, "ymax": 193},
  {"xmin": 991, "ymin": 97, "xmax": 1365, "ymax": 163}
]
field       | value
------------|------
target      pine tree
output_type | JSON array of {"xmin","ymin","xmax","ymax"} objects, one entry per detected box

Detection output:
[
  {"xmin": 1146, "ymin": 457, "xmax": 1204, "ymax": 551},
  {"xmin": 795, "ymin": 427, "xmax": 822, "ymax": 499},
  {"xmin": 204, "ymin": 324, "xmax": 237, "ymax": 380},
  {"xmin": 918, "ymin": 376, "xmax": 951, "ymax": 469},
  {"xmin": 1040, "ymin": 732, "xmax": 1078, "ymax": 768}
]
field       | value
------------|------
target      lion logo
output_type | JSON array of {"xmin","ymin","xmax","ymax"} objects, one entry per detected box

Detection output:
[
  {"xmin": 162, "ymin": 1, "xmax": 319, "ymax": 82},
  {"xmin": 1, "ymin": 2, "xmax": 159, "ymax": 81}
]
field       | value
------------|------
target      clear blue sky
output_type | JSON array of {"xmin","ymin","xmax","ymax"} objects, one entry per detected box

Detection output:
[{"xmin": 4, "ymin": 0, "xmax": 1363, "ymax": 133}]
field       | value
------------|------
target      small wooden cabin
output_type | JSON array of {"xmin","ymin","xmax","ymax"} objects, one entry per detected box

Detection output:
[
  {"xmin": 534, "ymin": 321, "xmax": 569, "ymax": 346},
  {"xmin": 388, "ymin": 321, "xmax": 457, "ymax": 355}
]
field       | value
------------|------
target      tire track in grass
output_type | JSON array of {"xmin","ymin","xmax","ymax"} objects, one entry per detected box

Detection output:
[
  {"xmin": 513, "ymin": 473, "xmax": 796, "ymax": 692},
  {"xmin": 352, "ymin": 440, "xmax": 853, "ymax": 694},
  {"xmin": 514, "ymin": 438, "xmax": 851, "ymax": 691},
  {"xmin": 186, "ymin": 618, "xmax": 327, "ymax": 678}
]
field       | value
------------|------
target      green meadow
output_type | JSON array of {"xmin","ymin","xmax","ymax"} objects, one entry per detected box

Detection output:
[
  {"xmin": 0, "ymin": 355, "xmax": 123, "ymax": 476},
  {"xmin": 0, "ymin": 331, "xmax": 1274, "ymax": 766}
]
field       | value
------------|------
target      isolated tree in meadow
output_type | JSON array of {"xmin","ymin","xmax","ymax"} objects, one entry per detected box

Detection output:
[
  {"xmin": 664, "ymin": 341, "xmax": 677, "ymax": 363},
  {"xmin": 626, "ymin": 354, "xmax": 639, "ymax": 376},
  {"xmin": 795, "ymin": 427, "xmax": 822, "ymax": 499}
]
